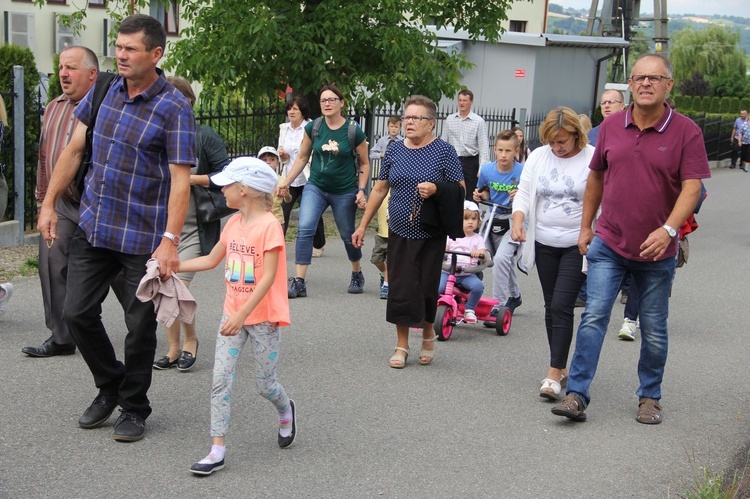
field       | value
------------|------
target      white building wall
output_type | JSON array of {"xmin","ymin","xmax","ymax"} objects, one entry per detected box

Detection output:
[
  {"xmin": 1, "ymin": 2, "xmax": 186, "ymax": 76},
  {"xmin": 501, "ymin": 0, "xmax": 549, "ymax": 34}
]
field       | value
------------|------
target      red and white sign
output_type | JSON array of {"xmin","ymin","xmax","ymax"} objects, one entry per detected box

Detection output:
[{"xmin": 514, "ymin": 69, "xmax": 526, "ymax": 78}]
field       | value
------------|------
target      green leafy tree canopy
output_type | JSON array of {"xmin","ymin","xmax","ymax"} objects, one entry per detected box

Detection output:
[
  {"xmin": 162, "ymin": 0, "xmax": 517, "ymax": 109},
  {"xmin": 670, "ymin": 25, "xmax": 746, "ymax": 87}
]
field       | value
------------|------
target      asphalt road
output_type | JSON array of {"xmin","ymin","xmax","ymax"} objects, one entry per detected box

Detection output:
[{"xmin": 0, "ymin": 166, "xmax": 748, "ymax": 498}]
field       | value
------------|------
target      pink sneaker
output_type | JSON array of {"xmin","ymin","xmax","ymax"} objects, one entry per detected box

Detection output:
[{"xmin": 464, "ymin": 309, "xmax": 477, "ymax": 324}]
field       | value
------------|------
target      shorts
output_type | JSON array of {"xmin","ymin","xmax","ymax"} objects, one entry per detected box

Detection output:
[{"xmin": 370, "ymin": 234, "xmax": 388, "ymax": 265}]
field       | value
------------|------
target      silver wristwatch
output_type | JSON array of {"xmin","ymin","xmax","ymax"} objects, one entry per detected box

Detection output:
[{"xmin": 163, "ymin": 231, "xmax": 180, "ymax": 246}]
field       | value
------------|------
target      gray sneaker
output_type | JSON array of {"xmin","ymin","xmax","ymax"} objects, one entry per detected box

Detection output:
[
  {"xmin": 288, "ymin": 277, "xmax": 307, "ymax": 298},
  {"xmin": 618, "ymin": 318, "xmax": 637, "ymax": 341},
  {"xmin": 348, "ymin": 271, "xmax": 365, "ymax": 294}
]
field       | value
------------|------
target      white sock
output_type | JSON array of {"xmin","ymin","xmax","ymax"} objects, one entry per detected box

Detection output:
[
  {"xmin": 198, "ymin": 444, "xmax": 225, "ymax": 464},
  {"xmin": 278, "ymin": 406, "xmax": 293, "ymax": 437}
]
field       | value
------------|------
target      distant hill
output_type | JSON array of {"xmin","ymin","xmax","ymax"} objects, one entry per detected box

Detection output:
[{"xmin": 546, "ymin": 4, "xmax": 750, "ymax": 54}]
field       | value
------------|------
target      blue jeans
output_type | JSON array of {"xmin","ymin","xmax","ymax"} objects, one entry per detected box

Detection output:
[
  {"xmin": 567, "ymin": 236, "xmax": 676, "ymax": 406},
  {"xmin": 295, "ymin": 183, "xmax": 361, "ymax": 266},
  {"xmin": 438, "ymin": 271, "xmax": 484, "ymax": 311}
]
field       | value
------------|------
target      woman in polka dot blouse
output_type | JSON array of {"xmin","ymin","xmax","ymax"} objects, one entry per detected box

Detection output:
[{"xmin": 353, "ymin": 95, "xmax": 465, "ymax": 369}]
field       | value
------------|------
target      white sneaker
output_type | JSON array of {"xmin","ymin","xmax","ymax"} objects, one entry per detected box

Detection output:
[
  {"xmin": 312, "ymin": 247, "xmax": 324, "ymax": 258},
  {"xmin": 618, "ymin": 318, "xmax": 637, "ymax": 341},
  {"xmin": 464, "ymin": 309, "xmax": 477, "ymax": 324},
  {"xmin": 0, "ymin": 282, "xmax": 13, "ymax": 313}
]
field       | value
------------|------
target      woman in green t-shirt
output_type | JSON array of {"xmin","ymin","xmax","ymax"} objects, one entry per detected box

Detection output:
[{"xmin": 279, "ymin": 85, "xmax": 371, "ymax": 298}]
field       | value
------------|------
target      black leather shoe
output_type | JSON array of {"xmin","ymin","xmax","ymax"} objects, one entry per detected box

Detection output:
[
  {"xmin": 113, "ymin": 410, "xmax": 146, "ymax": 442},
  {"xmin": 278, "ymin": 399, "xmax": 297, "ymax": 448},
  {"xmin": 79, "ymin": 394, "xmax": 118, "ymax": 429},
  {"xmin": 177, "ymin": 341, "xmax": 198, "ymax": 372},
  {"xmin": 153, "ymin": 355, "xmax": 178, "ymax": 370},
  {"xmin": 21, "ymin": 336, "xmax": 76, "ymax": 357}
]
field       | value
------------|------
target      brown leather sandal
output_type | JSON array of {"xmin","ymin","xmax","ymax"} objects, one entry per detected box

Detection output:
[{"xmin": 636, "ymin": 398, "xmax": 662, "ymax": 424}]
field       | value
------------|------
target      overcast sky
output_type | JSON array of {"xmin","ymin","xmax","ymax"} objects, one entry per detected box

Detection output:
[{"xmin": 550, "ymin": 0, "xmax": 743, "ymax": 17}]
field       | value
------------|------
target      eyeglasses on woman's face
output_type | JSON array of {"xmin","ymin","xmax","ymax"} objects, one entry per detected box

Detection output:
[
  {"xmin": 402, "ymin": 115, "xmax": 431, "ymax": 123},
  {"xmin": 320, "ymin": 97, "xmax": 340, "ymax": 104}
]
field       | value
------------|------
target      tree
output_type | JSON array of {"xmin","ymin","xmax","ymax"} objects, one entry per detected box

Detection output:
[
  {"xmin": 166, "ymin": 0, "xmax": 517, "ymax": 109},
  {"xmin": 677, "ymin": 71, "xmax": 710, "ymax": 97},
  {"xmin": 710, "ymin": 73, "xmax": 749, "ymax": 99},
  {"xmin": 670, "ymin": 25, "xmax": 746, "ymax": 87}
]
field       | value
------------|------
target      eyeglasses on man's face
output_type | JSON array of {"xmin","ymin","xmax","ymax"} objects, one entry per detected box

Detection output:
[
  {"xmin": 630, "ymin": 75, "xmax": 671, "ymax": 84},
  {"xmin": 402, "ymin": 115, "xmax": 431, "ymax": 123},
  {"xmin": 320, "ymin": 97, "xmax": 340, "ymax": 104},
  {"xmin": 600, "ymin": 100, "xmax": 623, "ymax": 106}
]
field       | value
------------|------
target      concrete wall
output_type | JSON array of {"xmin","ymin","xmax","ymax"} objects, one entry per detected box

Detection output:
[
  {"xmin": 532, "ymin": 46, "xmax": 606, "ymax": 117},
  {"xmin": 439, "ymin": 35, "xmax": 617, "ymax": 121}
]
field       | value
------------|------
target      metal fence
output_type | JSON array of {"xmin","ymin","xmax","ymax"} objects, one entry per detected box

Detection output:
[
  {"xmin": 2, "ymin": 87, "xmax": 736, "ymax": 233},
  {"xmin": 688, "ymin": 112, "xmax": 735, "ymax": 162}
]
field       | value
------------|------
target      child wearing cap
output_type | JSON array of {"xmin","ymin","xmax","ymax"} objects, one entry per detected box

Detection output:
[
  {"xmin": 258, "ymin": 146, "xmax": 291, "ymax": 225},
  {"xmin": 437, "ymin": 201, "xmax": 490, "ymax": 325},
  {"xmin": 177, "ymin": 157, "xmax": 297, "ymax": 477}
]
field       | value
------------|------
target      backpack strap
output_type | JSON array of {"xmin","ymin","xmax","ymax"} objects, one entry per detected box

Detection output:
[
  {"xmin": 74, "ymin": 71, "xmax": 117, "ymax": 196},
  {"xmin": 311, "ymin": 117, "xmax": 323, "ymax": 142},
  {"xmin": 348, "ymin": 120, "xmax": 360, "ymax": 174}
]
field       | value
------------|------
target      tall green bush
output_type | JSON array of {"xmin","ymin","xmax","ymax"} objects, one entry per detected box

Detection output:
[
  {"xmin": 680, "ymin": 95, "xmax": 693, "ymax": 111},
  {"xmin": 719, "ymin": 97, "xmax": 732, "ymax": 114},
  {"xmin": 0, "ymin": 44, "xmax": 41, "ymax": 223},
  {"xmin": 48, "ymin": 53, "xmax": 61, "ymax": 103},
  {"xmin": 729, "ymin": 97, "xmax": 740, "ymax": 113},
  {"xmin": 709, "ymin": 96, "xmax": 721, "ymax": 113}
]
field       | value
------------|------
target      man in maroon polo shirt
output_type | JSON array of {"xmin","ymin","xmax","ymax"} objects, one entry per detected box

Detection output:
[{"xmin": 551, "ymin": 53, "xmax": 711, "ymax": 424}]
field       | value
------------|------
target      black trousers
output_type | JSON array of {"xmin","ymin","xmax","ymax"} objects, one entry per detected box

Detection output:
[
  {"xmin": 534, "ymin": 242, "xmax": 587, "ymax": 370},
  {"xmin": 459, "ymin": 155, "xmax": 479, "ymax": 201},
  {"xmin": 730, "ymin": 139, "xmax": 740, "ymax": 166},
  {"xmin": 64, "ymin": 228, "xmax": 158, "ymax": 419},
  {"xmin": 282, "ymin": 184, "xmax": 326, "ymax": 249}
]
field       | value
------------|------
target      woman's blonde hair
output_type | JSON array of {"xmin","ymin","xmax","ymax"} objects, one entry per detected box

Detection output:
[
  {"xmin": 238, "ymin": 184, "xmax": 273, "ymax": 212},
  {"xmin": 539, "ymin": 106, "xmax": 588, "ymax": 150},
  {"xmin": 578, "ymin": 113, "xmax": 592, "ymax": 134}
]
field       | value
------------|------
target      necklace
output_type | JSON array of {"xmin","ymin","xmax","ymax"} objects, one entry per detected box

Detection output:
[{"xmin": 409, "ymin": 186, "xmax": 422, "ymax": 225}]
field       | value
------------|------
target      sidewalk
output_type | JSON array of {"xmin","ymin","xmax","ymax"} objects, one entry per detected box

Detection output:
[{"xmin": 1, "ymin": 168, "xmax": 748, "ymax": 498}]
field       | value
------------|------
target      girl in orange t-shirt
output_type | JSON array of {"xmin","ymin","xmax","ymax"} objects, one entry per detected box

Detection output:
[{"xmin": 177, "ymin": 157, "xmax": 295, "ymax": 476}]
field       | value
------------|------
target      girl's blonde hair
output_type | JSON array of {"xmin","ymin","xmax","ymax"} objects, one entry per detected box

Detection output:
[
  {"xmin": 539, "ymin": 106, "xmax": 588, "ymax": 150},
  {"xmin": 238, "ymin": 184, "xmax": 273, "ymax": 212},
  {"xmin": 463, "ymin": 208, "xmax": 480, "ymax": 221}
]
